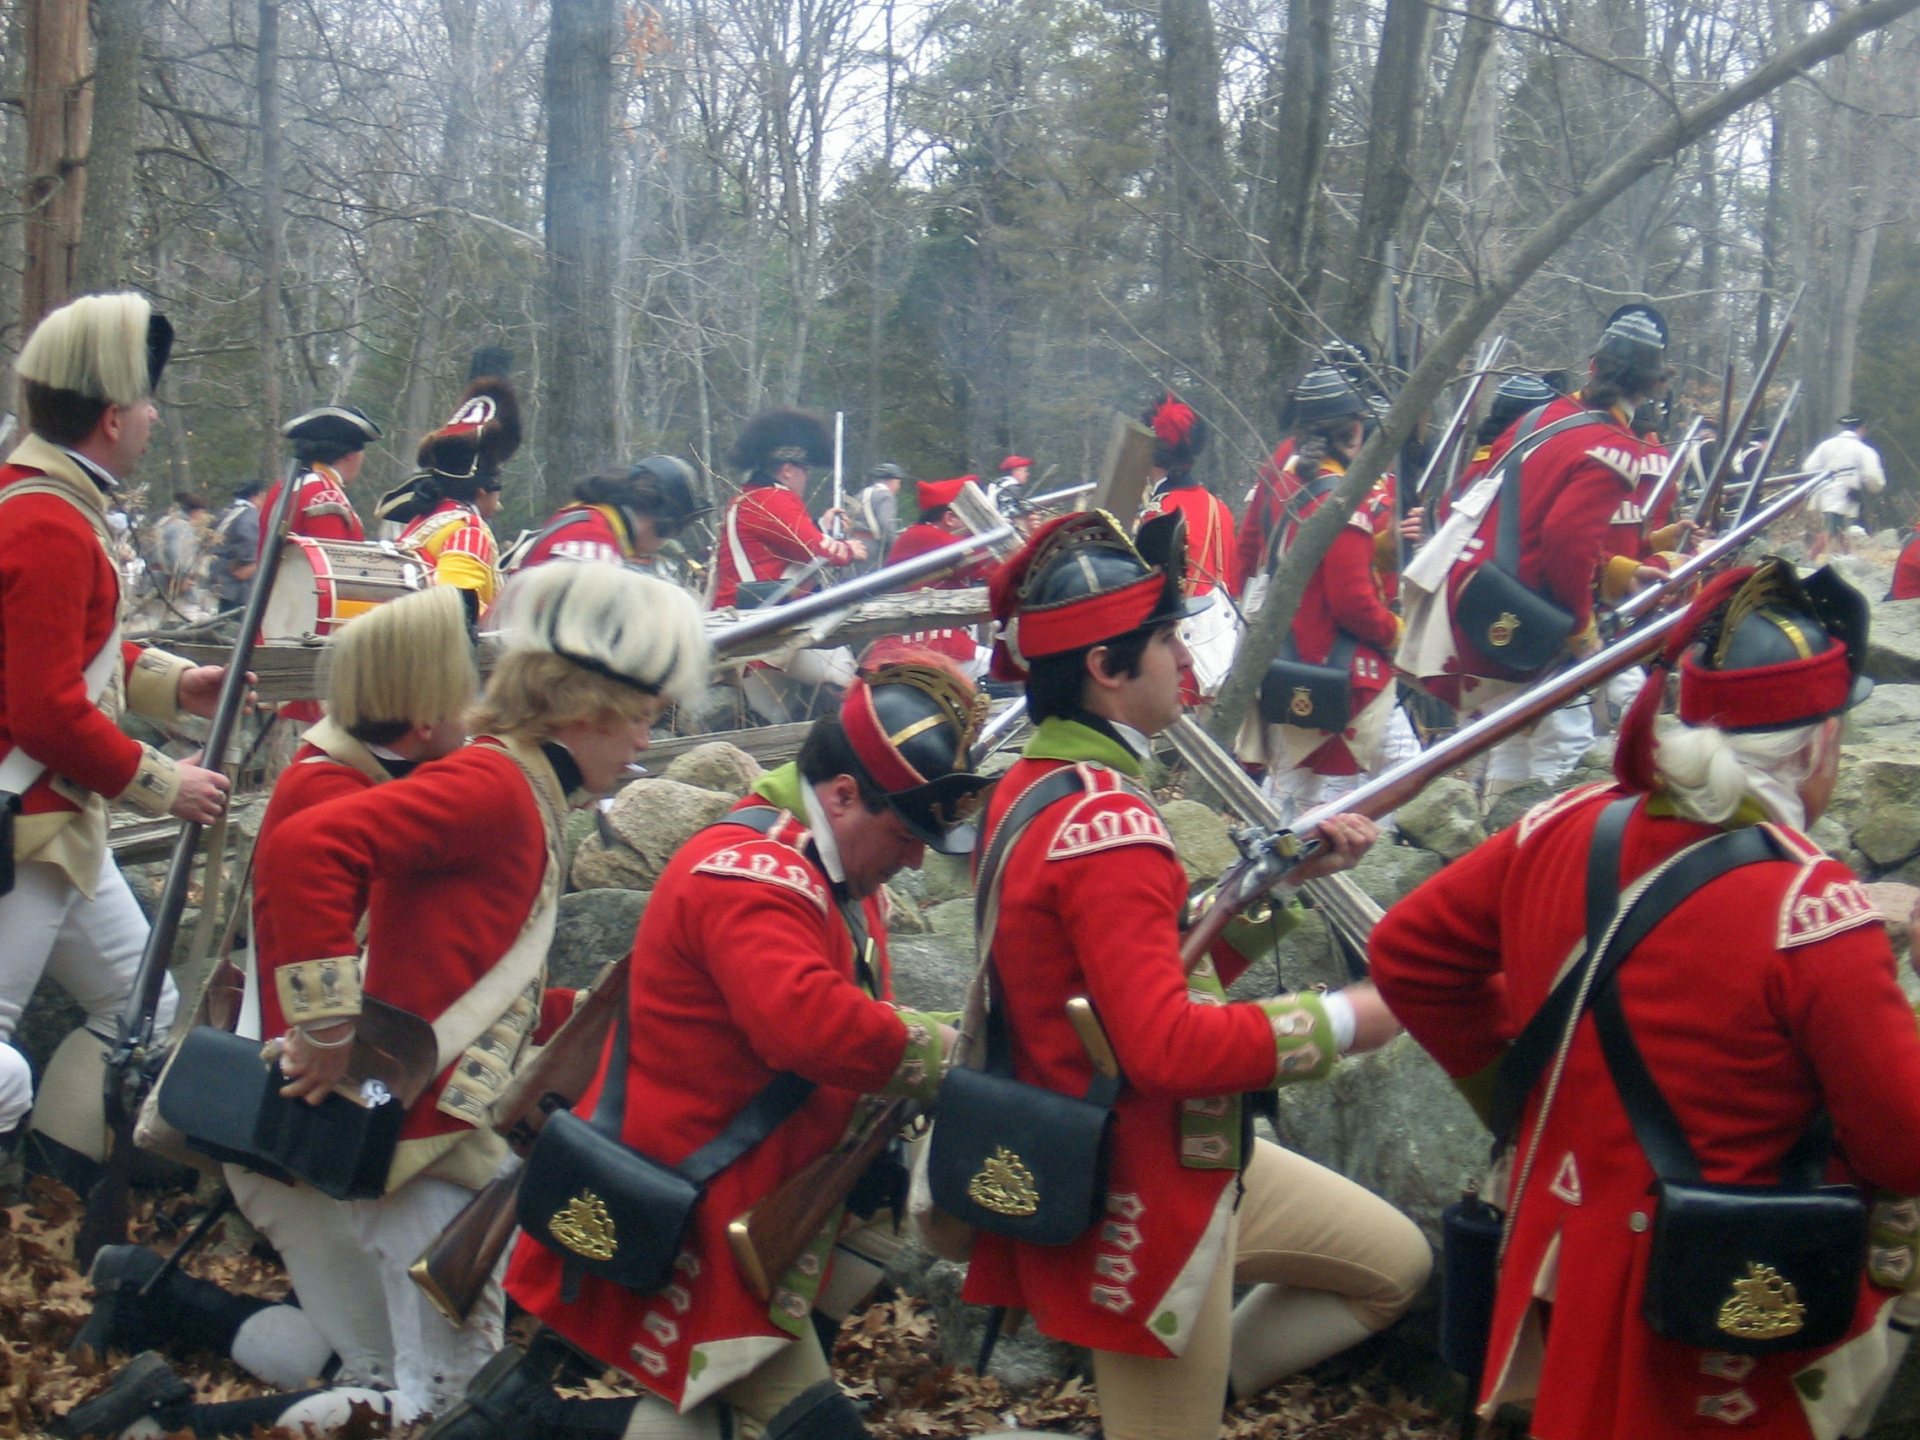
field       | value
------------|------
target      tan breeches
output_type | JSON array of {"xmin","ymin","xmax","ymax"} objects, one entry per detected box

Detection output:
[{"xmin": 1090, "ymin": 1138, "xmax": 1432, "ymax": 1440}]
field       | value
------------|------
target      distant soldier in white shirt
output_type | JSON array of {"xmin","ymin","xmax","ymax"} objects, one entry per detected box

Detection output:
[{"xmin": 1806, "ymin": 413, "xmax": 1885, "ymax": 560}]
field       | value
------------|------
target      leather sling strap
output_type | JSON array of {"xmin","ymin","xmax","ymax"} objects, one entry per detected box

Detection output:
[
  {"xmin": 580, "ymin": 805, "xmax": 824, "ymax": 1176},
  {"xmin": 1487, "ymin": 797, "xmax": 1634, "ymax": 1151},
  {"xmin": 971, "ymin": 766, "xmax": 1122, "ymax": 1109}
]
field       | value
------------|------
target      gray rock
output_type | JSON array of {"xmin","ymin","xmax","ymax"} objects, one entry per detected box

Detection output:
[
  {"xmin": 659, "ymin": 742, "xmax": 762, "ymax": 797},
  {"xmin": 562, "ymin": 808, "xmax": 599, "ymax": 873},
  {"xmin": 886, "ymin": 933, "xmax": 975, "ymax": 1014},
  {"xmin": 1850, "ymin": 684, "xmax": 1920, "ymax": 740},
  {"xmin": 919, "ymin": 852, "xmax": 974, "ymax": 906},
  {"xmin": 1272, "ymin": 1032, "xmax": 1486, "ymax": 1243},
  {"xmin": 1349, "ymin": 840, "xmax": 1444, "ymax": 911},
  {"xmin": 1483, "ymin": 779, "xmax": 1556, "ymax": 835},
  {"xmin": 548, "ymin": 888, "xmax": 648, "ymax": 988},
  {"xmin": 1160, "ymin": 798, "xmax": 1241, "ymax": 884},
  {"xmin": 1866, "ymin": 600, "xmax": 1920, "ymax": 684},
  {"xmin": 883, "ymin": 884, "xmax": 931, "ymax": 935},
  {"xmin": 1394, "ymin": 778, "xmax": 1486, "ymax": 861},
  {"xmin": 1845, "ymin": 743, "xmax": 1920, "ymax": 868},
  {"xmin": 1865, "ymin": 1347, "xmax": 1920, "ymax": 1439},
  {"xmin": 573, "ymin": 779, "xmax": 735, "ymax": 890},
  {"xmin": 888, "ymin": 865, "xmax": 929, "ymax": 905},
  {"xmin": 923, "ymin": 898, "xmax": 975, "ymax": 937},
  {"xmin": 888, "ymin": 1247, "xmax": 1085, "ymax": 1385}
]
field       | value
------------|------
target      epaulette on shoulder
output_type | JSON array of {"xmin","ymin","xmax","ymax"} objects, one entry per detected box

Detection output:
[
  {"xmin": 1045, "ymin": 765, "xmax": 1174, "ymax": 862},
  {"xmin": 1759, "ymin": 822, "xmax": 1880, "ymax": 949},
  {"xmin": 1516, "ymin": 782, "xmax": 1615, "ymax": 846},
  {"xmin": 1585, "ymin": 443, "xmax": 1640, "ymax": 484},
  {"xmin": 692, "ymin": 822, "xmax": 829, "ymax": 914}
]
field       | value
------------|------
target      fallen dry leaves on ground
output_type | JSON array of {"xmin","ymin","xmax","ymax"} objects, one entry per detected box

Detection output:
[{"xmin": 7, "ymin": 1179, "xmax": 1450, "ymax": 1439}]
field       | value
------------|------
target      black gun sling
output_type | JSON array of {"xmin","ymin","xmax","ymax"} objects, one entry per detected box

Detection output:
[{"xmin": 929, "ymin": 768, "xmax": 1122, "ymax": 1246}]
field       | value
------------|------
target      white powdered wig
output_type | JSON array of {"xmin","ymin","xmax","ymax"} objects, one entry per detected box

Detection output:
[
  {"xmin": 16, "ymin": 292, "xmax": 155, "ymax": 405},
  {"xmin": 1652, "ymin": 713, "xmax": 1830, "ymax": 832},
  {"xmin": 492, "ymin": 560, "xmax": 708, "ymax": 706}
]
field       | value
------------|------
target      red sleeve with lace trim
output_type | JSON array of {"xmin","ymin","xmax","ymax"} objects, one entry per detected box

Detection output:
[{"xmin": 743, "ymin": 486, "xmax": 857, "ymax": 567}]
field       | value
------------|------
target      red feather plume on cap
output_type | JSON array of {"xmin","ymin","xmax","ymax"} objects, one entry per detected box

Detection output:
[
  {"xmin": 1613, "ymin": 566, "xmax": 1757, "ymax": 793},
  {"xmin": 1150, "ymin": 394, "xmax": 1198, "ymax": 449}
]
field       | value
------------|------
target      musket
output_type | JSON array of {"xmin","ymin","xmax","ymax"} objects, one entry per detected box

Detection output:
[
  {"xmin": 1724, "ymin": 382, "xmax": 1801, "ymax": 533},
  {"xmin": 707, "ymin": 526, "xmax": 1013, "ymax": 657},
  {"xmin": 1692, "ymin": 285, "xmax": 1804, "ymax": 532},
  {"xmin": 1414, "ymin": 336, "xmax": 1508, "ymax": 516},
  {"xmin": 969, "ymin": 698, "xmax": 1031, "ymax": 767},
  {"xmin": 76, "ymin": 463, "xmax": 300, "ymax": 1267},
  {"xmin": 410, "ymin": 956, "xmax": 631, "ymax": 1324},
  {"xmin": 1015, "ymin": 481, "xmax": 1095, "ymax": 515},
  {"xmin": 1177, "ymin": 609, "xmax": 1691, "ymax": 973},
  {"xmin": 1636, "ymin": 416, "xmax": 1704, "ymax": 538}
]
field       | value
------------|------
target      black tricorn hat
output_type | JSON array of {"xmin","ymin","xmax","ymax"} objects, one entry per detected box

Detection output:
[
  {"xmin": 283, "ymin": 403, "xmax": 382, "ymax": 455},
  {"xmin": 727, "ymin": 407, "xmax": 833, "ymax": 473}
]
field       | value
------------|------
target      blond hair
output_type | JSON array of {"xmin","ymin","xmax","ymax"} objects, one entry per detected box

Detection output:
[
  {"xmin": 467, "ymin": 650, "xmax": 662, "ymax": 741},
  {"xmin": 17, "ymin": 293, "xmax": 156, "ymax": 405},
  {"xmin": 322, "ymin": 586, "xmax": 478, "ymax": 740}
]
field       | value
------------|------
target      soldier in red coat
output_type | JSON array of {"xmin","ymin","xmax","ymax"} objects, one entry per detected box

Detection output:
[
  {"xmin": 1138, "ymin": 395, "xmax": 1240, "ymax": 702},
  {"xmin": 377, "ymin": 349, "xmax": 522, "ymax": 617},
  {"xmin": 1373, "ymin": 560, "xmax": 1920, "ymax": 1440},
  {"xmin": 62, "ymin": 563, "xmax": 709, "ymax": 1440},
  {"xmin": 74, "ymin": 584, "xmax": 478, "ymax": 1396},
  {"xmin": 515, "ymin": 456, "xmax": 706, "ymax": 576},
  {"xmin": 960, "ymin": 511, "xmax": 1430, "ymax": 1440},
  {"xmin": 0, "ymin": 293, "xmax": 239, "ymax": 1187},
  {"xmin": 418, "ymin": 659, "xmax": 992, "ymax": 1440},
  {"xmin": 885, "ymin": 476, "xmax": 994, "ymax": 676},
  {"xmin": 258, "ymin": 404, "xmax": 379, "ymax": 549},
  {"xmin": 1892, "ymin": 528, "xmax": 1920, "ymax": 601},
  {"xmin": 1237, "ymin": 365, "xmax": 1415, "ymax": 821},
  {"xmin": 1398, "ymin": 307, "xmax": 1672, "ymax": 800},
  {"xmin": 711, "ymin": 408, "xmax": 867, "ymax": 722}
]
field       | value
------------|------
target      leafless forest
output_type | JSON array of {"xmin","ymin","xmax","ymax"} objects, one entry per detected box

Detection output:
[{"xmin": 3, "ymin": 0, "xmax": 1918, "ymax": 535}]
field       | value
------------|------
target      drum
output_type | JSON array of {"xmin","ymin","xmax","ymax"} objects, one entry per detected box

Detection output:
[{"xmin": 262, "ymin": 537, "xmax": 430, "ymax": 643}]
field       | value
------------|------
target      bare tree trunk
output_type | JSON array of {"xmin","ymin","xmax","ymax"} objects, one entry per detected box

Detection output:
[
  {"xmin": 1160, "ymin": 0, "xmax": 1234, "ymax": 382},
  {"xmin": 21, "ymin": 0, "xmax": 91, "ymax": 326},
  {"xmin": 542, "ymin": 0, "xmax": 618, "ymax": 506},
  {"xmin": 1334, "ymin": 0, "xmax": 1435, "ymax": 346},
  {"xmin": 75, "ymin": 0, "xmax": 143, "ymax": 291},
  {"xmin": 1258, "ymin": 0, "xmax": 1333, "ymax": 390},
  {"xmin": 256, "ymin": 0, "xmax": 285, "ymax": 483}
]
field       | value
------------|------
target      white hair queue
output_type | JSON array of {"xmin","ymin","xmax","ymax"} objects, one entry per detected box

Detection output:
[
  {"xmin": 16, "ymin": 292, "xmax": 156, "ymax": 406},
  {"xmin": 491, "ymin": 561, "xmax": 710, "ymax": 707},
  {"xmin": 1651, "ymin": 714, "xmax": 1829, "ymax": 832}
]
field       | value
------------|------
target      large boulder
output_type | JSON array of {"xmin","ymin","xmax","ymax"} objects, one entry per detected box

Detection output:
[
  {"xmin": 1866, "ymin": 599, "xmax": 1920, "ymax": 685},
  {"xmin": 548, "ymin": 888, "xmax": 648, "ymax": 988},
  {"xmin": 659, "ymin": 742, "xmax": 762, "ymax": 797},
  {"xmin": 887, "ymin": 932, "xmax": 976, "ymax": 1014},
  {"xmin": 1848, "ymin": 684, "xmax": 1920, "ymax": 738},
  {"xmin": 1394, "ymin": 777, "xmax": 1486, "ymax": 861},
  {"xmin": 889, "ymin": 1247, "xmax": 1084, "ymax": 1385},
  {"xmin": 918, "ymin": 852, "xmax": 974, "ymax": 906},
  {"xmin": 1159, "ymin": 798, "xmax": 1241, "ymax": 884},
  {"xmin": 1842, "ymin": 743, "xmax": 1920, "ymax": 871},
  {"xmin": 571, "ymin": 778, "xmax": 735, "ymax": 890}
]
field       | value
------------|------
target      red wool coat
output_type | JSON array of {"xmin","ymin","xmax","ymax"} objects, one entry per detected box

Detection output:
[
  {"xmin": 1371, "ymin": 784, "xmax": 1920, "ymax": 1440},
  {"xmin": 1276, "ymin": 464, "xmax": 1399, "ymax": 775},
  {"xmin": 258, "ymin": 464, "xmax": 365, "ymax": 549},
  {"xmin": 1143, "ymin": 482, "xmax": 1238, "ymax": 597},
  {"xmin": 961, "ymin": 726, "xmax": 1333, "ymax": 1358},
  {"xmin": 1443, "ymin": 396, "xmax": 1661, "ymax": 681},
  {"xmin": 710, "ymin": 483, "xmax": 858, "ymax": 608},
  {"xmin": 518, "ymin": 503, "xmax": 634, "ymax": 570},
  {"xmin": 253, "ymin": 739, "xmax": 569, "ymax": 1169},
  {"xmin": 1, "ymin": 446, "xmax": 189, "ymax": 888},
  {"xmin": 884, "ymin": 522, "xmax": 991, "ymax": 664},
  {"xmin": 507, "ymin": 781, "xmax": 944, "ymax": 1411},
  {"xmin": 1235, "ymin": 438, "xmax": 1298, "ymax": 598},
  {"xmin": 1891, "ymin": 532, "xmax": 1920, "ymax": 601}
]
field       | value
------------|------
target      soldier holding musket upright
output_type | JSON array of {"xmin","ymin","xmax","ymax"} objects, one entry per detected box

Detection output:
[
  {"xmin": 957, "ymin": 511, "xmax": 1430, "ymax": 1440},
  {"xmin": 0, "ymin": 294, "xmax": 237, "ymax": 1186}
]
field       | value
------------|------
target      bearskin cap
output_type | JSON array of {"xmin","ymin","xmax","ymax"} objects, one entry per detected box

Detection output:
[
  {"xmin": 727, "ymin": 407, "xmax": 833, "ymax": 474},
  {"xmin": 415, "ymin": 348, "xmax": 522, "ymax": 482}
]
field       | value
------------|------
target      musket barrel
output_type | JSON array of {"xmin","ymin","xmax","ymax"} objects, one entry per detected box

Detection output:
[{"xmin": 709, "ymin": 525, "xmax": 1014, "ymax": 656}]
